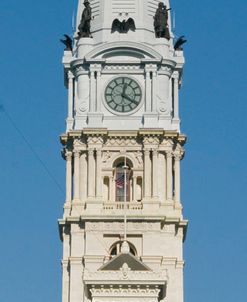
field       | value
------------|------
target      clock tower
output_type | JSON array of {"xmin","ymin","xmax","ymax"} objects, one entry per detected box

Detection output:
[{"xmin": 59, "ymin": 1, "xmax": 188, "ymax": 302}]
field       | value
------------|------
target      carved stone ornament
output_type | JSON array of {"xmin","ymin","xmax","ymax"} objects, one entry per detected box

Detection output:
[
  {"xmin": 143, "ymin": 136, "xmax": 160, "ymax": 145},
  {"xmin": 106, "ymin": 137, "xmax": 138, "ymax": 147},
  {"xmin": 77, "ymin": 102, "xmax": 88, "ymax": 113},
  {"xmin": 104, "ymin": 65, "xmax": 140, "ymax": 71},
  {"xmin": 73, "ymin": 65, "xmax": 88, "ymax": 77},
  {"xmin": 158, "ymin": 101, "xmax": 169, "ymax": 114},
  {"xmin": 135, "ymin": 151, "xmax": 143, "ymax": 165},
  {"xmin": 73, "ymin": 139, "xmax": 86, "ymax": 148},
  {"xmin": 102, "ymin": 151, "xmax": 112, "ymax": 163},
  {"xmin": 86, "ymin": 222, "xmax": 160, "ymax": 232},
  {"xmin": 120, "ymin": 263, "xmax": 131, "ymax": 279},
  {"xmin": 160, "ymin": 138, "xmax": 174, "ymax": 148},
  {"xmin": 84, "ymin": 268, "xmax": 168, "ymax": 282},
  {"xmin": 87, "ymin": 136, "xmax": 104, "ymax": 145},
  {"xmin": 174, "ymin": 151, "xmax": 184, "ymax": 161}
]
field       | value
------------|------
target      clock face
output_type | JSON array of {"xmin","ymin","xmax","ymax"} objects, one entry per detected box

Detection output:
[{"xmin": 105, "ymin": 77, "xmax": 142, "ymax": 113}]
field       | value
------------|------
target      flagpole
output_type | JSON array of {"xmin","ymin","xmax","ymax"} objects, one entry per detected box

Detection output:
[{"xmin": 124, "ymin": 156, "xmax": 127, "ymax": 242}]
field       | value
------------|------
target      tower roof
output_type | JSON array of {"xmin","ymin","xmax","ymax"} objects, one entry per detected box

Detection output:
[{"xmin": 99, "ymin": 253, "xmax": 151, "ymax": 271}]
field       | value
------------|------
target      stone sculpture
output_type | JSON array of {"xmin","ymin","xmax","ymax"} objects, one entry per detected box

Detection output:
[
  {"xmin": 174, "ymin": 36, "xmax": 187, "ymax": 50},
  {"xmin": 154, "ymin": 2, "xmax": 170, "ymax": 39},
  {"xmin": 60, "ymin": 34, "xmax": 73, "ymax": 51},
  {"xmin": 78, "ymin": 0, "xmax": 92, "ymax": 38},
  {"xmin": 111, "ymin": 18, "xmax": 136, "ymax": 33}
]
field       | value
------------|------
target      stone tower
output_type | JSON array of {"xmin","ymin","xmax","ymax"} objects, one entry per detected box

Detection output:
[{"xmin": 59, "ymin": 1, "xmax": 188, "ymax": 302}]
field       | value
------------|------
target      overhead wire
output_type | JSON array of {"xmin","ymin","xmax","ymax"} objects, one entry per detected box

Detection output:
[{"xmin": 0, "ymin": 105, "xmax": 64, "ymax": 195}]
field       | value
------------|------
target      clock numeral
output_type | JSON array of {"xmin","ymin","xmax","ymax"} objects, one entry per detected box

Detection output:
[{"xmin": 130, "ymin": 82, "xmax": 137, "ymax": 89}]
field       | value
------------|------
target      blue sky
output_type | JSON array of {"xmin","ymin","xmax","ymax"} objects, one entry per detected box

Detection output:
[{"xmin": 0, "ymin": 0, "xmax": 246, "ymax": 301}]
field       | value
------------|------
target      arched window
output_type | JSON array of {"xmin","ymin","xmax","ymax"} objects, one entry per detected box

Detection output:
[
  {"xmin": 110, "ymin": 241, "xmax": 137, "ymax": 257},
  {"xmin": 115, "ymin": 161, "xmax": 131, "ymax": 202}
]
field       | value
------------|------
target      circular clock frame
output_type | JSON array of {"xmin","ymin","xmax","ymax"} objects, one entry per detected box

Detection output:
[{"xmin": 104, "ymin": 76, "xmax": 143, "ymax": 115}]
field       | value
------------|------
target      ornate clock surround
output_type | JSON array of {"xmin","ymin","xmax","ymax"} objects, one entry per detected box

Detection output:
[{"xmin": 103, "ymin": 75, "xmax": 144, "ymax": 116}]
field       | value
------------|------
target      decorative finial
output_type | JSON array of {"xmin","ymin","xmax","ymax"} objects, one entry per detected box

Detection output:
[{"xmin": 121, "ymin": 241, "xmax": 130, "ymax": 254}]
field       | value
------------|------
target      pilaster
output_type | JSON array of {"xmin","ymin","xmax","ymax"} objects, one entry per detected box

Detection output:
[
  {"xmin": 88, "ymin": 64, "xmax": 104, "ymax": 127},
  {"xmin": 87, "ymin": 148, "xmax": 95, "ymax": 199},
  {"xmin": 65, "ymin": 151, "xmax": 72, "ymax": 215},
  {"xmin": 166, "ymin": 150, "xmax": 173, "ymax": 202},
  {"xmin": 66, "ymin": 71, "xmax": 74, "ymax": 132},
  {"xmin": 73, "ymin": 150, "xmax": 81, "ymax": 202}
]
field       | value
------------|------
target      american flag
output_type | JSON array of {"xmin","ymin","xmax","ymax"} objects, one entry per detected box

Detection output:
[{"xmin": 116, "ymin": 174, "xmax": 125, "ymax": 188}]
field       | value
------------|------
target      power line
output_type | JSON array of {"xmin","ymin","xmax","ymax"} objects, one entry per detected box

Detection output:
[{"xmin": 0, "ymin": 105, "xmax": 65, "ymax": 195}]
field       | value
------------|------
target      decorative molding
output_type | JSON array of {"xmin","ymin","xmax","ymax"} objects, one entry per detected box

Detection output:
[
  {"xmin": 135, "ymin": 152, "xmax": 143, "ymax": 166},
  {"xmin": 86, "ymin": 222, "xmax": 160, "ymax": 232},
  {"xmin": 73, "ymin": 65, "xmax": 89, "ymax": 77},
  {"xmin": 77, "ymin": 101, "xmax": 88, "ymax": 114},
  {"xmin": 160, "ymin": 138, "xmax": 174, "ymax": 148},
  {"xmin": 102, "ymin": 151, "xmax": 112, "ymax": 163},
  {"xmin": 88, "ymin": 136, "xmax": 104, "ymax": 145},
  {"xmin": 74, "ymin": 139, "xmax": 86, "ymax": 149},
  {"xmin": 104, "ymin": 65, "xmax": 141, "ymax": 71},
  {"xmin": 158, "ymin": 65, "xmax": 174, "ymax": 76},
  {"xmin": 143, "ymin": 136, "xmax": 160, "ymax": 145},
  {"xmin": 84, "ymin": 266, "xmax": 168, "ymax": 283},
  {"xmin": 105, "ymin": 137, "xmax": 139, "ymax": 147}
]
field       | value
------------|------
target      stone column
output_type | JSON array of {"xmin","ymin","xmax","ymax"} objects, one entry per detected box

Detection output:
[
  {"xmin": 88, "ymin": 149, "xmax": 95, "ymax": 198},
  {"xmin": 67, "ymin": 71, "xmax": 74, "ymax": 120},
  {"xmin": 96, "ymin": 149, "xmax": 102, "ymax": 198},
  {"xmin": 144, "ymin": 149, "xmax": 151, "ymax": 198},
  {"xmin": 132, "ymin": 176, "xmax": 137, "ymax": 202},
  {"xmin": 73, "ymin": 150, "xmax": 80, "ymax": 201},
  {"xmin": 173, "ymin": 72, "xmax": 179, "ymax": 119},
  {"xmin": 96, "ymin": 70, "xmax": 101, "ymax": 111},
  {"xmin": 89, "ymin": 68, "xmax": 96, "ymax": 112},
  {"xmin": 66, "ymin": 152, "xmax": 72, "ymax": 203},
  {"xmin": 109, "ymin": 176, "xmax": 114, "ymax": 202},
  {"xmin": 62, "ymin": 260, "xmax": 69, "ymax": 302},
  {"xmin": 166, "ymin": 151, "xmax": 173, "ymax": 201},
  {"xmin": 62, "ymin": 224, "xmax": 70, "ymax": 302},
  {"xmin": 174, "ymin": 154, "xmax": 181, "ymax": 203},
  {"xmin": 145, "ymin": 70, "xmax": 152, "ymax": 112},
  {"xmin": 152, "ymin": 70, "xmax": 157, "ymax": 112},
  {"xmin": 152, "ymin": 149, "xmax": 158, "ymax": 198},
  {"xmin": 79, "ymin": 152, "xmax": 87, "ymax": 201},
  {"xmin": 69, "ymin": 258, "xmax": 83, "ymax": 302}
]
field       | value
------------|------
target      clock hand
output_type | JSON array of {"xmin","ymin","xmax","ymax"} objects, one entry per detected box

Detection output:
[
  {"xmin": 122, "ymin": 94, "xmax": 139, "ymax": 105},
  {"xmin": 123, "ymin": 83, "xmax": 127, "ymax": 94}
]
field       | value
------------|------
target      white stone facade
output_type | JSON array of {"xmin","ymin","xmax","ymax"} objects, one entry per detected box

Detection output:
[{"xmin": 59, "ymin": 1, "xmax": 187, "ymax": 302}]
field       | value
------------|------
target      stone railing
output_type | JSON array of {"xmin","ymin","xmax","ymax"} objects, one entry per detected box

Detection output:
[{"xmin": 103, "ymin": 202, "xmax": 143, "ymax": 211}]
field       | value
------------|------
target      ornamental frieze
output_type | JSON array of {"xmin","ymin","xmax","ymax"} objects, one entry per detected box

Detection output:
[
  {"xmin": 86, "ymin": 222, "xmax": 160, "ymax": 232},
  {"xmin": 105, "ymin": 137, "xmax": 139, "ymax": 147},
  {"xmin": 84, "ymin": 267, "xmax": 168, "ymax": 282}
]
